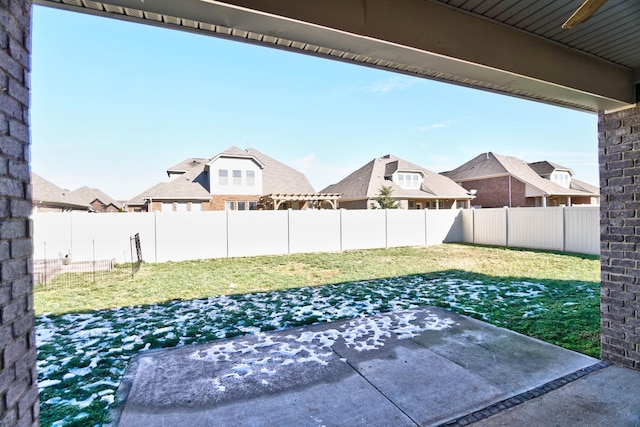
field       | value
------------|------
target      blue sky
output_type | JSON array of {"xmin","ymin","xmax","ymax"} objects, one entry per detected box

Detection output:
[{"xmin": 31, "ymin": 5, "xmax": 598, "ymax": 201}]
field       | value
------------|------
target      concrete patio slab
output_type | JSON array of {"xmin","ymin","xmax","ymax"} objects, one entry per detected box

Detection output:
[{"xmin": 114, "ymin": 306, "xmax": 606, "ymax": 426}]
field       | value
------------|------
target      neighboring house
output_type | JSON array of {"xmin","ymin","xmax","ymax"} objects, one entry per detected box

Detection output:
[
  {"xmin": 442, "ymin": 152, "xmax": 599, "ymax": 208},
  {"xmin": 70, "ymin": 187, "xmax": 123, "ymax": 213},
  {"xmin": 126, "ymin": 146, "xmax": 340, "ymax": 212},
  {"xmin": 31, "ymin": 173, "xmax": 88, "ymax": 213},
  {"xmin": 321, "ymin": 154, "xmax": 473, "ymax": 210}
]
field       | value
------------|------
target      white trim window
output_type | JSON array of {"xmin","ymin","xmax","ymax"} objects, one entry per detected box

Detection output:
[
  {"xmin": 246, "ymin": 170, "xmax": 255, "ymax": 186},
  {"xmin": 218, "ymin": 169, "xmax": 228, "ymax": 185},
  {"xmin": 225, "ymin": 201, "xmax": 236, "ymax": 210},
  {"xmin": 396, "ymin": 173, "xmax": 421, "ymax": 189},
  {"xmin": 551, "ymin": 171, "xmax": 571, "ymax": 188},
  {"xmin": 232, "ymin": 170, "xmax": 242, "ymax": 186},
  {"xmin": 237, "ymin": 201, "xmax": 246, "ymax": 210}
]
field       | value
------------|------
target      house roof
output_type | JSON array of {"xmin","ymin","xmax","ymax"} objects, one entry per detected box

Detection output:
[
  {"xmin": 442, "ymin": 152, "xmax": 598, "ymax": 197},
  {"xmin": 31, "ymin": 173, "xmax": 88, "ymax": 210},
  {"xmin": 528, "ymin": 161, "xmax": 574, "ymax": 177},
  {"xmin": 70, "ymin": 186, "xmax": 123, "ymax": 210},
  {"xmin": 166, "ymin": 158, "xmax": 208, "ymax": 176},
  {"xmin": 128, "ymin": 146, "xmax": 315, "ymax": 205},
  {"xmin": 321, "ymin": 154, "xmax": 471, "ymax": 200}
]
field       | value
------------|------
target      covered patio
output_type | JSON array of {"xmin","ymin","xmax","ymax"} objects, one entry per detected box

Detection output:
[{"xmin": 2, "ymin": 0, "xmax": 639, "ymax": 424}]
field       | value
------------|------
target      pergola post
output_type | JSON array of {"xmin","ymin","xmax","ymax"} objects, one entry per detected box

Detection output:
[
  {"xmin": 0, "ymin": 0, "xmax": 39, "ymax": 425},
  {"xmin": 599, "ymin": 105, "xmax": 640, "ymax": 371}
]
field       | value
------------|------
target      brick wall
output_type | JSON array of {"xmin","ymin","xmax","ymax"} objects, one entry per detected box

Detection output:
[
  {"xmin": 206, "ymin": 195, "xmax": 259, "ymax": 211},
  {"xmin": 599, "ymin": 105, "xmax": 640, "ymax": 371},
  {"xmin": 0, "ymin": 0, "xmax": 39, "ymax": 425},
  {"xmin": 459, "ymin": 176, "xmax": 527, "ymax": 208}
]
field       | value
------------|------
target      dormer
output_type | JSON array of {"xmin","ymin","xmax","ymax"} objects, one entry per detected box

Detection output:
[
  {"xmin": 393, "ymin": 171, "xmax": 423, "ymax": 189},
  {"xmin": 206, "ymin": 149, "xmax": 265, "ymax": 196},
  {"xmin": 529, "ymin": 161, "xmax": 573, "ymax": 189}
]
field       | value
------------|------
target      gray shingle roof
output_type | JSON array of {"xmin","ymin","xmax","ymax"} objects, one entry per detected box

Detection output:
[
  {"xmin": 442, "ymin": 152, "xmax": 598, "ymax": 197},
  {"xmin": 31, "ymin": 173, "xmax": 88, "ymax": 210},
  {"xmin": 70, "ymin": 187, "xmax": 123, "ymax": 210},
  {"xmin": 166, "ymin": 158, "xmax": 208, "ymax": 176},
  {"xmin": 528, "ymin": 160, "xmax": 574, "ymax": 177},
  {"xmin": 321, "ymin": 154, "xmax": 471, "ymax": 200}
]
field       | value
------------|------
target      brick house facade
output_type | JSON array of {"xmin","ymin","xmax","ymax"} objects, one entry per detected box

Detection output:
[{"xmin": 0, "ymin": 0, "xmax": 40, "ymax": 425}]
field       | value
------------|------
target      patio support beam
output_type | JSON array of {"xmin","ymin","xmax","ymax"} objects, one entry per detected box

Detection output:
[{"xmin": 599, "ymin": 105, "xmax": 640, "ymax": 372}]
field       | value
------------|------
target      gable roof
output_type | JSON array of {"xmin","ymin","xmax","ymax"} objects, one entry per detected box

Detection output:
[
  {"xmin": 31, "ymin": 173, "xmax": 88, "ymax": 210},
  {"xmin": 442, "ymin": 152, "xmax": 598, "ymax": 197},
  {"xmin": 209, "ymin": 146, "xmax": 315, "ymax": 194},
  {"xmin": 70, "ymin": 187, "xmax": 123, "ymax": 210},
  {"xmin": 321, "ymin": 154, "xmax": 471, "ymax": 200}
]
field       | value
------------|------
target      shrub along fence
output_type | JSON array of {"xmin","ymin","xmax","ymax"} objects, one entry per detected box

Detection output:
[{"xmin": 31, "ymin": 206, "xmax": 598, "ymax": 265}]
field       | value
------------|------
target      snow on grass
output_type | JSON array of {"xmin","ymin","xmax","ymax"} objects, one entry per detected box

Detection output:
[{"xmin": 36, "ymin": 272, "xmax": 594, "ymax": 426}]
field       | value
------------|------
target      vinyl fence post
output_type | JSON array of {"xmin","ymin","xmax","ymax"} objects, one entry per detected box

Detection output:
[
  {"xmin": 424, "ymin": 209, "xmax": 428, "ymax": 246},
  {"xmin": 385, "ymin": 209, "xmax": 389, "ymax": 249},
  {"xmin": 43, "ymin": 242, "xmax": 47, "ymax": 287},
  {"xmin": 287, "ymin": 209, "xmax": 291, "ymax": 254},
  {"xmin": 92, "ymin": 239, "xmax": 96, "ymax": 284},
  {"xmin": 563, "ymin": 206, "xmax": 567, "ymax": 252},
  {"xmin": 339, "ymin": 209, "xmax": 344, "ymax": 252}
]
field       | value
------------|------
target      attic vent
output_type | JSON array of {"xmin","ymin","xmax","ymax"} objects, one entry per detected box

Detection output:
[{"xmin": 382, "ymin": 154, "xmax": 391, "ymax": 159}]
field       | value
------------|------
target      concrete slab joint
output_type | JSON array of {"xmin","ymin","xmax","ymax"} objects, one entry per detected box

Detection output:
[
  {"xmin": 599, "ymin": 104, "xmax": 640, "ymax": 372},
  {"xmin": 0, "ymin": 0, "xmax": 37, "ymax": 425}
]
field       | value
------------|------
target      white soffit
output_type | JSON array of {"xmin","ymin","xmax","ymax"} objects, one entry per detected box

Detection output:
[{"xmin": 35, "ymin": 0, "xmax": 637, "ymax": 112}]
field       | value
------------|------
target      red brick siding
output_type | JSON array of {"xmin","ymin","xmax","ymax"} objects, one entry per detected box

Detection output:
[
  {"xmin": 459, "ymin": 176, "xmax": 527, "ymax": 208},
  {"xmin": 205, "ymin": 195, "xmax": 260, "ymax": 211}
]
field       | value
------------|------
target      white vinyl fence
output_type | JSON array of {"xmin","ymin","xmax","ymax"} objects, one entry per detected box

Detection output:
[
  {"xmin": 32, "ymin": 209, "xmax": 464, "ymax": 264},
  {"xmin": 460, "ymin": 206, "xmax": 599, "ymax": 255},
  {"xmin": 32, "ymin": 206, "xmax": 599, "ymax": 264}
]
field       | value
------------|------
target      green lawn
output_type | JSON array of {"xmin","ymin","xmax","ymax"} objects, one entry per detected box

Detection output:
[
  {"xmin": 35, "ymin": 244, "xmax": 601, "ymax": 426},
  {"xmin": 35, "ymin": 243, "xmax": 599, "ymax": 315}
]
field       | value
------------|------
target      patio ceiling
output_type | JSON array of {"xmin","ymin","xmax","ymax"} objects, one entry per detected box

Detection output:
[{"xmin": 35, "ymin": 0, "xmax": 639, "ymax": 113}]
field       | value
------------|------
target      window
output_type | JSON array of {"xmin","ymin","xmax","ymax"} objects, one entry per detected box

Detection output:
[
  {"xmin": 237, "ymin": 201, "xmax": 246, "ymax": 210},
  {"xmin": 408, "ymin": 200, "xmax": 415, "ymax": 209},
  {"xmin": 176, "ymin": 202, "xmax": 188, "ymax": 212},
  {"xmin": 551, "ymin": 171, "xmax": 571, "ymax": 188},
  {"xmin": 161, "ymin": 202, "xmax": 173, "ymax": 212},
  {"xmin": 396, "ymin": 173, "xmax": 421, "ymax": 189},
  {"xmin": 218, "ymin": 169, "xmax": 228, "ymax": 185},
  {"xmin": 232, "ymin": 170, "xmax": 242, "ymax": 185},
  {"xmin": 248, "ymin": 201, "xmax": 258, "ymax": 210},
  {"xmin": 190, "ymin": 202, "xmax": 202, "ymax": 212},
  {"xmin": 225, "ymin": 201, "xmax": 236, "ymax": 210},
  {"xmin": 246, "ymin": 170, "xmax": 255, "ymax": 186}
]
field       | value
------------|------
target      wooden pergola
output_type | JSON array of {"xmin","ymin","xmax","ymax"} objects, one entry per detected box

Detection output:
[{"xmin": 259, "ymin": 193, "xmax": 341, "ymax": 210}]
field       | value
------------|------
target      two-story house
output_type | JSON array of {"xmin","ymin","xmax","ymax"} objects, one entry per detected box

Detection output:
[
  {"xmin": 321, "ymin": 154, "xmax": 473, "ymax": 209},
  {"xmin": 126, "ymin": 146, "xmax": 340, "ymax": 212},
  {"xmin": 442, "ymin": 152, "xmax": 599, "ymax": 208}
]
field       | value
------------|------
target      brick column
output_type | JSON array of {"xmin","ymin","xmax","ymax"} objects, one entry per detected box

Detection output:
[
  {"xmin": 0, "ymin": 0, "xmax": 38, "ymax": 425},
  {"xmin": 599, "ymin": 105, "xmax": 640, "ymax": 371}
]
